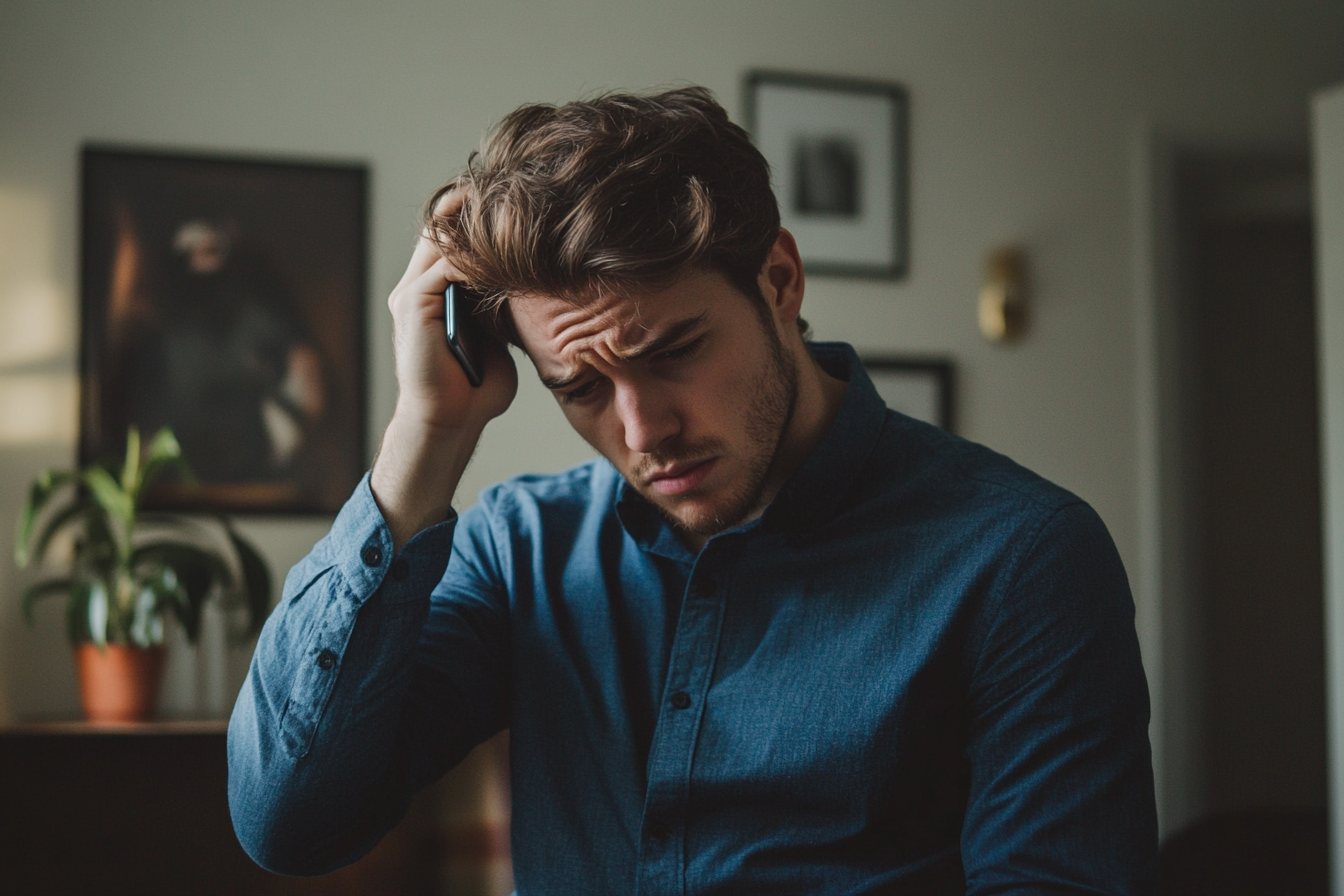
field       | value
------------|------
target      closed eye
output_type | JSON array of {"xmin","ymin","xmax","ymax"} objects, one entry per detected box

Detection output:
[
  {"xmin": 653, "ymin": 335, "xmax": 706, "ymax": 364},
  {"xmin": 559, "ymin": 377, "xmax": 605, "ymax": 405}
]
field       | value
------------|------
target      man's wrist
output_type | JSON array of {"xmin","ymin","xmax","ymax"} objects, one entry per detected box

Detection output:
[{"xmin": 370, "ymin": 412, "xmax": 483, "ymax": 550}]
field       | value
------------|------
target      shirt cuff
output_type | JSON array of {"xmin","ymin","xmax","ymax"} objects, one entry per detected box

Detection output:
[{"xmin": 329, "ymin": 473, "xmax": 458, "ymax": 608}]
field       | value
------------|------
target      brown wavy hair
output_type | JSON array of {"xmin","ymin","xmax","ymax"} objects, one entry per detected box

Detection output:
[{"xmin": 423, "ymin": 86, "xmax": 792, "ymax": 342}]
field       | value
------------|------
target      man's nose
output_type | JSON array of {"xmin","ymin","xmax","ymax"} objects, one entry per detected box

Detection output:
[{"xmin": 616, "ymin": 382, "xmax": 680, "ymax": 454}]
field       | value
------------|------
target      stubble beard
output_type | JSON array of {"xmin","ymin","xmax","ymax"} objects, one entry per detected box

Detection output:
[{"xmin": 636, "ymin": 324, "xmax": 800, "ymax": 538}]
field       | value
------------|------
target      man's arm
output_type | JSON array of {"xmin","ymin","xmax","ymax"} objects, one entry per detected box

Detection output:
[
  {"xmin": 961, "ymin": 501, "xmax": 1159, "ymax": 895},
  {"xmin": 228, "ymin": 189, "xmax": 518, "ymax": 874},
  {"xmin": 227, "ymin": 478, "xmax": 456, "ymax": 874},
  {"xmin": 370, "ymin": 187, "xmax": 517, "ymax": 549}
]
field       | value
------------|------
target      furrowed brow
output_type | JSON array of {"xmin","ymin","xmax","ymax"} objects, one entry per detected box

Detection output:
[
  {"xmin": 617, "ymin": 312, "xmax": 709, "ymax": 362},
  {"xmin": 539, "ymin": 312, "xmax": 710, "ymax": 391}
]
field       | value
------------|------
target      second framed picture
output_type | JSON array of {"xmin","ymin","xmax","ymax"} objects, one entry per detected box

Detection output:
[
  {"xmin": 862, "ymin": 358, "xmax": 954, "ymax": 432},
  {"xmin": 744, "ymin": 70, "xmax": 909, "ymax": 278}
]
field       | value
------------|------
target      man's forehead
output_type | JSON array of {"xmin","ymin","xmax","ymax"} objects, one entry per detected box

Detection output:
[
  {"xmin": 513, "ymin": 291, "xmax": 633, "ymax": 344},
  {"xmin": 512, "ymin": 285, "xmax": 710, "ymax": 362}
]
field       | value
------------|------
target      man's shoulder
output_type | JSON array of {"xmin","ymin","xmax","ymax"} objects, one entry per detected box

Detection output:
[
  {"xmin": 854, "ymin": 412, "xmax": 1127, "ymax": 614},
  {"xmin": 866, "ymin": 410, "xmax": 1086, "ymax": 525}
]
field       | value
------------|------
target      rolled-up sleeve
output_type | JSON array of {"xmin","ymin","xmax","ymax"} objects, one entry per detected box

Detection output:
[{"xmin": 227, "ymin": 474, "xmax": 466, "ymax": 875}]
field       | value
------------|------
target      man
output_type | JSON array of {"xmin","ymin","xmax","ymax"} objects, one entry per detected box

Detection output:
[{"xmin": 228, "ymin": 87, "xmax": 1157, "ymax": 894}]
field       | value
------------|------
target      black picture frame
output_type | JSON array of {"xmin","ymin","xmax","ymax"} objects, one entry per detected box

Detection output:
[
  {"xmin": 79, "ymin": 146, "xmax": 368, "ymax": 514},
  {"xmin": 862, "ymin": 357, "xmax": 954, "ymax": 431},
  {"xmin": 744, "ymin": 70, "xmax": 909, "ymax": 278}
]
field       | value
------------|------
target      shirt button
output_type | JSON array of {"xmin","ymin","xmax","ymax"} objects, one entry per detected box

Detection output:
[
  {"xmin": 362, "ymin": 545, "xmax": 383, "ymax": 567},
  {"xmin": 670, "ymin": 691, "xmax": 691, "ymax": 710},
  {"xmin": 390, "ymin": 558, "xmax": 410, "ymax": 581},
  {"xmin": 316, "ymin": 649, "xmax": 337, "ymax": 670}
]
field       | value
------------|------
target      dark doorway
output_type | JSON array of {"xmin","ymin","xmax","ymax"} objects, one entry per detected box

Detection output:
[{"xmin": 1161, "ymin": 154, "xmax": 1327, "ymax": 893}]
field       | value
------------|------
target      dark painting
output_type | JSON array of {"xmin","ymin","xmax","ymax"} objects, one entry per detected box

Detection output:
[{"xmin": 80, "ymin": 148, "xmax": 367, "ymax": 514}]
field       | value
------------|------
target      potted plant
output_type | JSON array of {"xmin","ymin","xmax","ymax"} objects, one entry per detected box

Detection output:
[{"xmin": 15, "ymin": 426, "xmax": 271, "ymax": 722}]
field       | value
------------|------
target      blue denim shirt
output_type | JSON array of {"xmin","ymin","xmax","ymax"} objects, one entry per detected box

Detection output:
[{"xmin": 229, "ymin": 342, "xmax": 1157, "ymax": 894}]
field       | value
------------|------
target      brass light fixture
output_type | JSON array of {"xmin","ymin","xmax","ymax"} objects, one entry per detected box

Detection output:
[{"xmin": 978, "ymin": 247, "xmax": 1028, "ymax": 342}]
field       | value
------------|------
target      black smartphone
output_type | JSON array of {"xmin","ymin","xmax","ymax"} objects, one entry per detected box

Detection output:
[{"xmin": 445, "ymin": 282, "xmax": 485, "ymax": 387}]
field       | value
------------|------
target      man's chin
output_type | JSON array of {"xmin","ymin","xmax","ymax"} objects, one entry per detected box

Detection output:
[{"xmin": 643, "ymin": 488, "xmax": 758, "ymax": 539}]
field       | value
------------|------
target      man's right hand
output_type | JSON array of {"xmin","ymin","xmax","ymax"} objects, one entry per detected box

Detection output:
[{"xmin": 371, "ymin": 186, "xmax": 519, "ymax": 550}]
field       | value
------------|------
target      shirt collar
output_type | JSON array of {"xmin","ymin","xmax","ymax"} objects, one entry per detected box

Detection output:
[
  {"xmin": 760, "ymin": 341, "xmax": 887, "ymax": 532},
  {"xmin": 615, "ymin": 341, "xmax": 887, "ymax": 556}
]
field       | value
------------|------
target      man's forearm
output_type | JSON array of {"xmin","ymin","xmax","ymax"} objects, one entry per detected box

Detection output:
[
  {"xmin": 371, "ymin": 188, "xmax": 519, "ymax": 553},
  {"xmin": 227, "ymin": 479, "xmax": 456, "ymax": 875},
  {"xmin": 371, "ymin": 413, "xmax": 481, "ymax": 551}
]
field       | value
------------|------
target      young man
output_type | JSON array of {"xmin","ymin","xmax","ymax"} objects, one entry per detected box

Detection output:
[{"xmin": 228, "ymin": 88, "xmax": 1157, "ymax": 894}]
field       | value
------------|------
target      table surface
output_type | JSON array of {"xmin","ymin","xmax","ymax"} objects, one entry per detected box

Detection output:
[{"xmin": 1, "ymin": 718, "xmax": 230, "ymax": 735}]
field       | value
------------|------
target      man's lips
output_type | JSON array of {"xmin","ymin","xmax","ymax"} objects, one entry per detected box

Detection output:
[{"xmin": 646, "ymin": 458, "xmax": 717, "ymax": 496}]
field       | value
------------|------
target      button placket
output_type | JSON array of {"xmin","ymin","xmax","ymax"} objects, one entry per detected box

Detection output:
[{"xmin": 636, "ymin": 562, "xmax": 732, "ymax": 896}]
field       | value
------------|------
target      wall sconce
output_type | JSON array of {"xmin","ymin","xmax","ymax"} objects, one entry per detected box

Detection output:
[{"xmin": 978, "ymin": 247, "xmax": 1028, "ymax": 342}]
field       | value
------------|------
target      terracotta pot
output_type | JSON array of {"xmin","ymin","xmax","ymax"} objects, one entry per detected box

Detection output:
[{"xmin": 73, "ymin": 643, "xmax": 167, "ymax": 723}]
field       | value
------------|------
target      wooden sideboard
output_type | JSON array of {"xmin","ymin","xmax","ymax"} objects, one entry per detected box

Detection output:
[{"xmin": 0, "ymin": 721, "xmax": 440, "ymax": 895}]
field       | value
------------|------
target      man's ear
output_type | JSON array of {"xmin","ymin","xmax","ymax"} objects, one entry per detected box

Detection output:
[{"xmin": 757, "ymin": 229, "xmax": 806, "ymax": 328}]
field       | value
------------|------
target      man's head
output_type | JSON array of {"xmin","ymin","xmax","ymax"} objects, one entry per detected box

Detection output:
[
  {"xmin": 425, "ymin": 86, "xmax": 804, "ymax": 337},
  {"xmin": 427, "ymin": 87, "xmax": 822, "ymax": 537}
]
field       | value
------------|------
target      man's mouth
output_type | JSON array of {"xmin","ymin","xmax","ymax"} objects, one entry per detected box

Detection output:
[{"xmin": 645, "ymin": 457, "xmax": 717, "ymax": 496}]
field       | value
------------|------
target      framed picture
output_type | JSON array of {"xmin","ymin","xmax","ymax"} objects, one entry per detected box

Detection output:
[
  {"xmin": 744, "ymin": 70, "xmax": 909, "ymax": 278},
  {"xmin": 862, "ymin": 357, "xmax": 954, "ymax": 431},
  {"xmin": 79, "ymin": 146, "xmax": 368, "ymax": 514}
]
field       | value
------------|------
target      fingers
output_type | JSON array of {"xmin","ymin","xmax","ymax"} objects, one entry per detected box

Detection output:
[
  {"xmin": 387, "ymin": 266, "xmax": 449, "ymax": 334},
  {"xmin": 432, "ymin": 181, "xmax": 467, "ymax": 218},
  {"xmin": 416, "ymin": 182, "xmax": 467, "ymax": 251},
  {"xmin": 391, "ymin": 243, "xmax": 469, "ymax": 311},
  {"xmin": 395, "ymin": 182, "xmax": 472, "ymax": 292},
  {"xmin": 402, "ymin": 260, "xmax": 455, "ymax": 319}
]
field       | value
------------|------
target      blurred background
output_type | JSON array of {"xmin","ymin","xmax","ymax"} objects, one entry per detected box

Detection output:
[{"xmin": 1, "ymin": 1, "xmax": 1342, "ymax": 893}]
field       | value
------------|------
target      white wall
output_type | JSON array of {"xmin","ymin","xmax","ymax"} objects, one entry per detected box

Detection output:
[
  {"xmin": 1, "ymin": 0, "xmax": 1340, "ymax": 829},
  {"xmin": 1314, "ymin": 81, "xmax": 1344, "ymax": 896}
]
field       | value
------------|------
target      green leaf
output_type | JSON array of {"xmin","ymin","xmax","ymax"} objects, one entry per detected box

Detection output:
[
  {"xmin": 120, "ymin": 425, "xmax": 141, "ymax": 497},
  {"xmin": 172, "ymin": 589, "xmax": 202, "ymax": 642},
  {"xmin": 128, "ymin": 576, "xmax": 171, "ymax": 647},
  {"xmin": 66, "ymin": 581, "xmax": 92, "ymax": 645},
  {"xmin": 87, "ymin": 580, "xmax": 108, "ymax": 648},
  {"xmin": 76, "ymin": 505, "xmax": 118, "ymax": 571},
  {"xmin": 133, "ymin": 541, "xmax": 231, "ymax": 594},
  {"xmin": 82, "ymin": 466, "xmax": 134, "ymax": 542},
  {"xmin": 132, "ymin": 542, "xmax": 231, "ymax": 643},
  {"xmin": 144, "ymin": 426, "xmax": 182, "ymax": 466},
  {"xmin": 15, "ymin": 470, "xmax": 77, "ymax": 567},
  {"xmin": 20, "ymin": 578, "xmax": 75, "ymax": 626},
  {"xmin": 28, "ymin": 497, "xmax": 93, "ymax": 567},
  {"xmin": 223, "ymin": 519, "xmax": 272, "ymax": 634},
  {"xmin": 135, "ymin": 565, "xmax": 192, "ymax": 642},
  {"xmin": 140, "ymin": 427, "xmax": 195, "ymax": 494}
]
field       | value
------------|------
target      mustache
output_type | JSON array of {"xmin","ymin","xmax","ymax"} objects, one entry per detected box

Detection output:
[{"xmin": 631, "ymin": 439, "xmax": 726, "ymax": 486}]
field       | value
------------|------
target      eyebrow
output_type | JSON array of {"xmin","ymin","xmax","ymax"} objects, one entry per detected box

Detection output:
[{"xmin": 540, "ymin": 312, "xmax": 709, "ymax": 391}]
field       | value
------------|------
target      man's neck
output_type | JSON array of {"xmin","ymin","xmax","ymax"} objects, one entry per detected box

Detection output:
[
  {"xmin": 763, "ymin": 344, "xmax": 849, "ymax": 506},
  {"xmin": 676, "ymin": 343, "xmax": 847, "ymax": 554}
]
